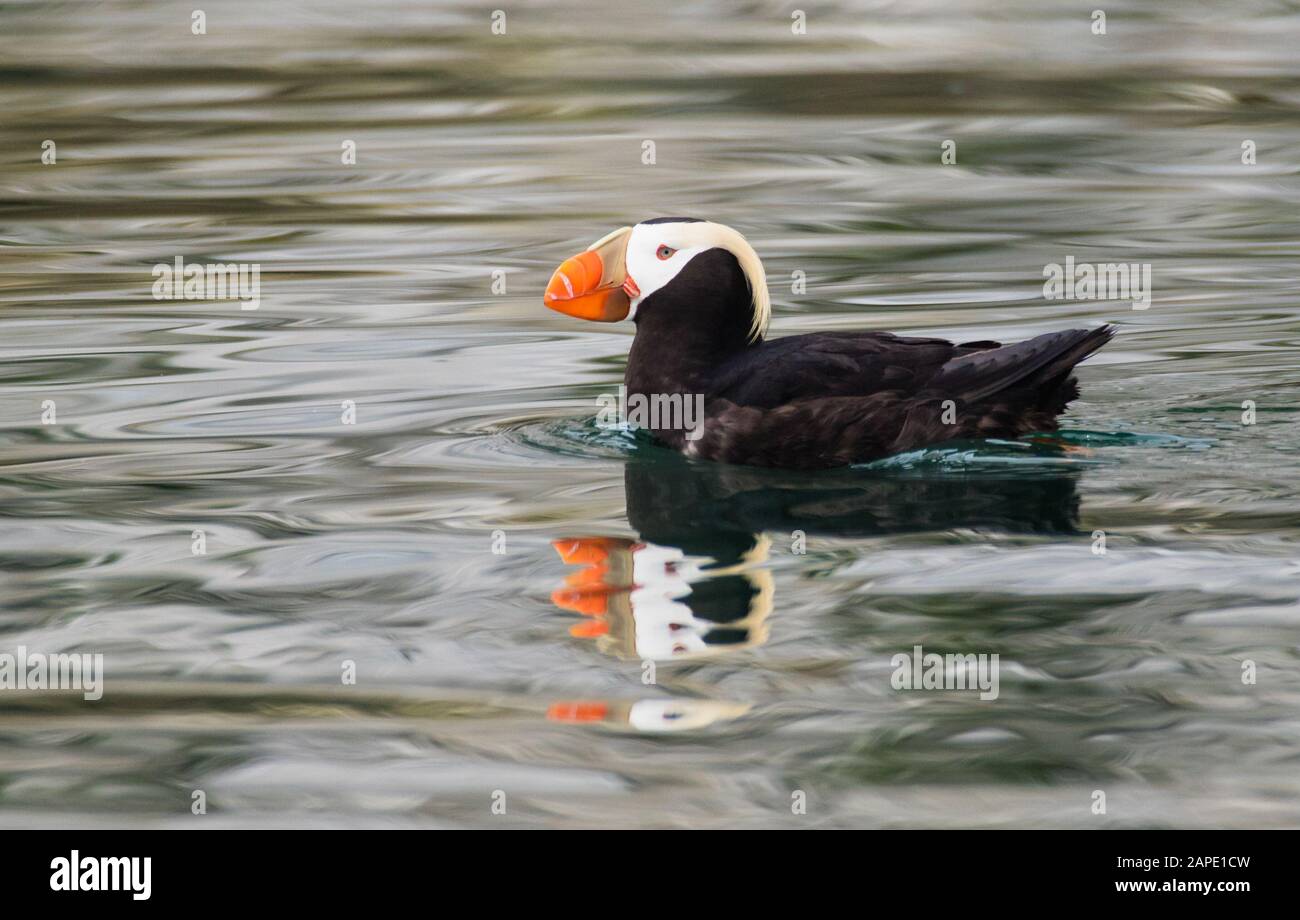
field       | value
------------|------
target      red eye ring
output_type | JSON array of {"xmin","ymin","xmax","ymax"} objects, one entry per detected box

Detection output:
[{"xmin": 656, "ymin": 245, "xmax": 676, "ymax": 260}]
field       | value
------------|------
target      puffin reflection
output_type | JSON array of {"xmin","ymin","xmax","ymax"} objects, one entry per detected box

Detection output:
[
  {"xmin": 551, "ymin": 534, "xmax": 772, "ymax": 661},
  {"xmin": 622, "ymin": 457, "xmax": 1081, "ymax": 547},
  {"xmin": 551, "ymin": 456, "xmax": 1081, "ymax": 661},
  {"xmin": 546, "ymin": 698, "xmax": 751, "ymax": 732}
]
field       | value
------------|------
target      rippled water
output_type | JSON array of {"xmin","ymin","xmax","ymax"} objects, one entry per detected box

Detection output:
[{"xmin": 2, "ymin": 0, "xmax": 1299, "ymax": 828}]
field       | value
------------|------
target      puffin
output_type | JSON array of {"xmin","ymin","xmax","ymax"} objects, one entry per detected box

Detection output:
[{"xmin": 544, "ymin": 218, "xmax": 1114, "ymax": 469}]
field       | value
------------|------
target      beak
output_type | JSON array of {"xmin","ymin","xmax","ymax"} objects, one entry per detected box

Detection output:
[{"xmin": 544, "ymin": 226, "xmax": 633, "ymax": 322}]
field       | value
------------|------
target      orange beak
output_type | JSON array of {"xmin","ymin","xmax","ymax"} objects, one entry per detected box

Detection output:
[{"xmin": 544, "ymin": 226, "xmax": 633, "ymax": 322}]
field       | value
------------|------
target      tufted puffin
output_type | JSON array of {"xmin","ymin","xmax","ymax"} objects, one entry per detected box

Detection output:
[
  {"xmin": 544, "ymin": 218, "xmax": 1114, "ymax": 469},
  {"xmin": 545, "ymin": 463, "xmax": 1080, "ymax": 660}
]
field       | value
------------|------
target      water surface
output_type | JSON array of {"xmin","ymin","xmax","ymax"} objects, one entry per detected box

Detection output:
[{"xmin": 2, "ymin": 0, "xmax": 1299, "ymax": 828}]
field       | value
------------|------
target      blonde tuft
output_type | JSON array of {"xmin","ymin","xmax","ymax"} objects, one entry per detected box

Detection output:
[{"xmin": 673, "ymin": 222, "xmax": 770, "ymax": 342}]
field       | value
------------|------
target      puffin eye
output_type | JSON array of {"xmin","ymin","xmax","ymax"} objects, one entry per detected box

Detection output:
[{"xmin": 656, "ymin": 245, "xmax": 677, "ymax": 261}]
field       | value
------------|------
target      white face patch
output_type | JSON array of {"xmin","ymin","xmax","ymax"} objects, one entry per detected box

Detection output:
[
  {"xmin": 624, "ymin": 223, "xmax": 710, "ymax": 317},
  {"xmin": 622, "ymin": 220, "xmax": 770, "ymax": 341}
]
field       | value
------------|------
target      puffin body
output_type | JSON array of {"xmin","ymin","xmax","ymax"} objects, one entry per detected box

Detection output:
[{"xmin": 545, "ymin": 218, "xmax": 1113, "ymax": 470}]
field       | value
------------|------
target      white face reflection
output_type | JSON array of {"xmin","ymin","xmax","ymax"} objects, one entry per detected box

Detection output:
[
  {"xmin": 629, "ymin": 544, "xmax": 710, "ymax": 660},
  {"xmin": 626, "ymin": 700, "xmax": 750, "ymax": 733}
]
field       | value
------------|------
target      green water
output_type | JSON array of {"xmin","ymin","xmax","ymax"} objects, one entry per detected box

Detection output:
[{"xmin": 1, "ymin": 0, "xmax": 1299, "ymax": 828}]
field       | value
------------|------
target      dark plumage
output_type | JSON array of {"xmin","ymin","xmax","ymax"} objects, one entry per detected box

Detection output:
[
  {"xmin": 627, "ymin": 253, "xmax": 1112, "ymax": 469},
  {"xmin": 546, "ymin": 219, "xmax": 1114, "ymax": 469}
]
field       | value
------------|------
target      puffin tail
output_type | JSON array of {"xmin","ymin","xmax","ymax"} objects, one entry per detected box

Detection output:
[{"xmin": 931, "ymin": 325, "xmax": 1115, "ymax": 404}]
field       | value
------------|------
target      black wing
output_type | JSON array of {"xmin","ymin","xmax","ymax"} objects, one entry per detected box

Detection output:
[
  {"xmin": 923, "ymin": 325, "xmax": 1115, "ymax": 402},
  {"xmin": 710, "ymin": 331, "xmax": 997, "ymax": 408}
]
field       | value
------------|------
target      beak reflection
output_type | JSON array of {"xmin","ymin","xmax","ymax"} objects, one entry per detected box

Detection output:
[{"xmin": 546, "ymin": 698, "xmax": 752, "ymax": 732}]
